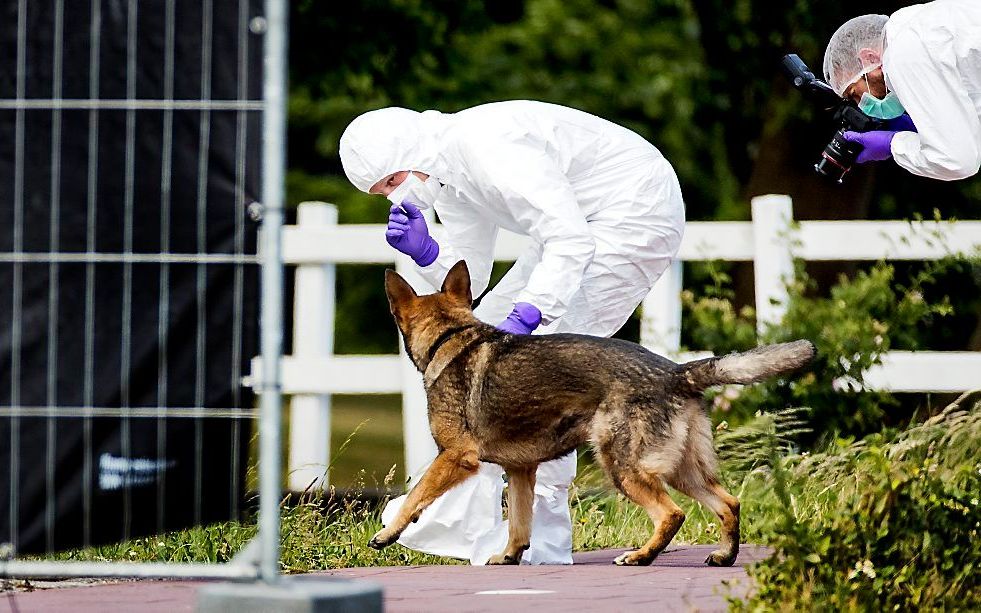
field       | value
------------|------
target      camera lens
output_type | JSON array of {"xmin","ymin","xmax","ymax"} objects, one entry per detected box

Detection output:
[
  {"xmin": 814, "ymin": 153, "xmax": 849, "ymax": 183},
  {"xmin": 814, "ymin": 129, "xmax": 862, "ymax": 183}
]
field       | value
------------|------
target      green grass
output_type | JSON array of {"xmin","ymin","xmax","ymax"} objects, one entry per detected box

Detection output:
[
  {"xmin": 326, "ymin": 394, "xmax": 404, "ymax": 488},
  {"xmin": 47, "ymin": 406, "xmax": 805, "ymax": 569},
  {"xmin": 47, "ymin": 470, "xmax": 727, "ymax": 572},
  {"xmin": 247, "ymin": 394, "xmax": 404, "ymax": 495}
]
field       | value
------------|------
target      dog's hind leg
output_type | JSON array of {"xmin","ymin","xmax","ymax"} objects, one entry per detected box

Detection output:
[
  {"xmin": 486, "ymin": 464, "xmax": 537, "ymax": 565},
  {"xmin": 610, "ymin": 470, "xmax": 686, "ymax": 566},
  {"xmin": 675, "ymin": 481, "xmax": 740, "ymax": 566},
  {"xmin": 666, "ymin": 406, "xmax": 740, "ymax": 566},
  {"xmin": 368, "ymin": 446, "xmax": 480, "ymax": 550}
]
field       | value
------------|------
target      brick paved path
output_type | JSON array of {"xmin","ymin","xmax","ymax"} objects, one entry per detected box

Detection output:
[{"xmin": 1, "ymin": 545, "xmax": 770, "ymax": 612}]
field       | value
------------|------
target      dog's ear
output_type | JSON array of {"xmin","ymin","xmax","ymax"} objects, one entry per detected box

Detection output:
[
  {"xmin": 441, "ymin": 260, "xmax": 472, "ymax": 304},
  {"xmin": 384, "ymin": 269, "xmax": 417, "ymax": 313}
]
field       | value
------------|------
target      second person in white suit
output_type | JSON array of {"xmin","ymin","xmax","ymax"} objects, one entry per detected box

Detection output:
[{"xmin": 825, "ymin": 0, "xmax": 981, "ymax": 180}]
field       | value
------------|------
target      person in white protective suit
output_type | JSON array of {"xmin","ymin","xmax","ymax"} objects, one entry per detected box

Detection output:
[
  {"xmin": 339, "ymin": 100, "xmax": 685, "ymax": 565},
  {"xmin": 822, "ymin": 0, "xmax": 981, "ymax": 180}
]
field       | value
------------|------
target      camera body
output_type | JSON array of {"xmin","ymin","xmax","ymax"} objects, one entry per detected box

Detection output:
[{"xmin": 782, "ymin": 54, "xmax": 885, "ymax": 183}]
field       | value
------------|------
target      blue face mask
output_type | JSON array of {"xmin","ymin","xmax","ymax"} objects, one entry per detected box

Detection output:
[{"xmin": 858, "ymin": 90, "xmax": 905, "ymax": 120}]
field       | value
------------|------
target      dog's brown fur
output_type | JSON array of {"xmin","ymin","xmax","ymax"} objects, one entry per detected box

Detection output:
[{"xmin": 372, "ymin": 261, "xmax": 815, "ymax": 566}]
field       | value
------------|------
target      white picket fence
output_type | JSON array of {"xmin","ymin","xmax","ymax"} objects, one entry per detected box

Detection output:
[{"xmin": 247, "ymin": 194, "xmax": 981, "ymax": 490}]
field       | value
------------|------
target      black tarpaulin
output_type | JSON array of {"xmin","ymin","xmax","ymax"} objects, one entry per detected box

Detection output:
[{"xmin": 0, "ymin": 0, "xmax": 262, "ymax": 555}]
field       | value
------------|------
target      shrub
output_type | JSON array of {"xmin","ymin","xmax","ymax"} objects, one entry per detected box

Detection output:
[
  {"xmin": 732, "ymin": 395, "xmax": 981, "ymax": 611},
  {"xmin": 685, "ymin": 259, "xmax": 960, "ymax": 443}
]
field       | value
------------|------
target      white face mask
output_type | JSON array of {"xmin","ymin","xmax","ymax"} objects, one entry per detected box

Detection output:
[{"xmin": 386, "ymin": 172, "xmax": 441, "ymax": 210}]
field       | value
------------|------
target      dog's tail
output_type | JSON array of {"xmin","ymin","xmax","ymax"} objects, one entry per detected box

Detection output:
[{"xmin": 676, "ymin": 340, "xmax": 816, "ymax": 393}]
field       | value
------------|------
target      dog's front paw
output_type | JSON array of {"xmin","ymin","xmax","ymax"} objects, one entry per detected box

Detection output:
[
  {"xmin": 486, "ymin": 552, "xmax": 521, "ymax": 565},
  {"xmin": 704, "ymin": 549, "xmax": 737, "ymax": 567},
  {"xmin": 368, "ymin": 529, "xmax": 398, "ymax": 550},
  {"xmin": 613, "ymin": 549, "xmax": 655, "ymax": 566}
]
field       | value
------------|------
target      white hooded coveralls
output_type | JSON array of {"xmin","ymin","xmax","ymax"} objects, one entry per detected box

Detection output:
[
  {"xmin": 340, "ymin": 100, "xmax": 685, "ymax": 564},
  {"xmin": 884, "ymin": 0, "xmax": 981, "ymax": 180}
]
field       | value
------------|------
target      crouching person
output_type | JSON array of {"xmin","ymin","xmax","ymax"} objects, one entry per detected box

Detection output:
[{"xmin": 339, "ymin": 100, "xmax": 686, "ymax": 564}]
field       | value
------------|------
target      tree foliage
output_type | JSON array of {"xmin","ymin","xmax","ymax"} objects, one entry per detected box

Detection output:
[
  {"xmin": 290, "ymin": 0, "xmax": 980, "ymax": 368},
  {"xmin": 294, "ymin": 0, "xmax": 981, "ymax": 220}
]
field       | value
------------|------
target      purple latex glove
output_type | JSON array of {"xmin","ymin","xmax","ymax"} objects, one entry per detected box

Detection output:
[
  {"xmin": 496, "ymin": 302, "xmax": 542, "ymax": 335},
  {"xmin": 885, "ymin": 113, "xmax": 917, "ymax": 133},
  {"xmin": 386, "ymin": 201, "xmax": 439, "ymax": 266},
  {"xmin": 841, "ymin": 130, "xmax": 898, "ymax": 164}
]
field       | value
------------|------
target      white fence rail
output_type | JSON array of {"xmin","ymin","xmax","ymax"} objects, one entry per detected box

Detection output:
[{"xmin": 253, "ymin": 195, "xmax": 981, "ymax": 490}]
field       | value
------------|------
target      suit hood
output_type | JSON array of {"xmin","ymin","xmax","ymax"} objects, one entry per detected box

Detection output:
[{"xmin": 339, "ymin": 107, "xmax": 451, "ymax": 192}]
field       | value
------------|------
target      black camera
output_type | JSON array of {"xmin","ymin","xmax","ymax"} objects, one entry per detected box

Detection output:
[{"xmin": 781, "ymin": 54, "xmax": 885, "ymax": 183}]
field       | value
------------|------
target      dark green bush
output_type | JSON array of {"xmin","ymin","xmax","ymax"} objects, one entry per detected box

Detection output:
[
  {"xmin": 685, "ymin": 259, "xmax": 961, "ymax": 442},
  {"xmin": 683, "ymin": 253, "xmax": 980, "ymax": 610}
]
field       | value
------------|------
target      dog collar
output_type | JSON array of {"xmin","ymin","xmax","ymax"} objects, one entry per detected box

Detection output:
[
  {"xmin": 424, "ymin": 324, "xmax": 484, "ymax": 383},
  {"xmin": 426, "ymin": 324, "xmax": 476, "ymax": 363}
]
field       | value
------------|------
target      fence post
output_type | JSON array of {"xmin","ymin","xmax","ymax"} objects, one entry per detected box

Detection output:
[
  {"xmin": 287, "ymin": 202, "xmax": 336, "ymax": 492},
  {"xmin": 751, "ymin": 194, "xmax": 794, "ymax": 335},
  {"xmin": 257, "ymin": 0, "xmax": 288, "ymax": 585},
  {"xmin": 640, "ymin": 260, "xmax": 682, "ymax": 356}
]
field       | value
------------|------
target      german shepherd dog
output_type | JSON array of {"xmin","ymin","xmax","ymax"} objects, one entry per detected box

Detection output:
[{"xmin": 373, "ymin": 260, "xmax": 815, "ymax": 567}]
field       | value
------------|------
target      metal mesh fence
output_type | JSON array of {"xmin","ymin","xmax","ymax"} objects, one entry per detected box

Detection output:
[{"xmin": 0, "ymin": 0, "xmax": 274, "ymax": 577}]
